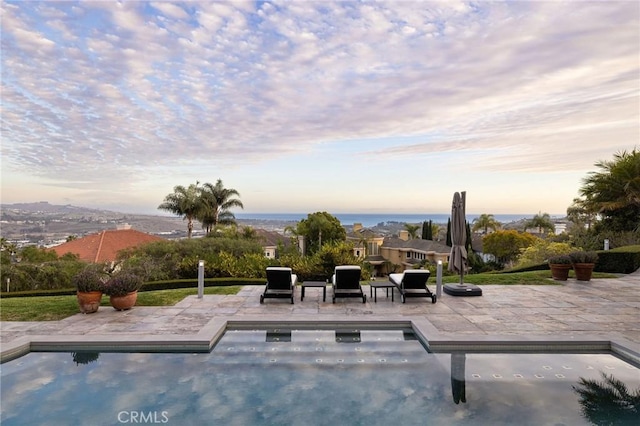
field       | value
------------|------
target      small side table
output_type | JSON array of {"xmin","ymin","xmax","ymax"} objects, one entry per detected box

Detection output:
[
  {"xmin": 369, "ymin": 281, "xmax": 395, "ymax": 303},
  {"xmin": 301, "ymin": 281, "xmax": 327, "ymax": 302}
]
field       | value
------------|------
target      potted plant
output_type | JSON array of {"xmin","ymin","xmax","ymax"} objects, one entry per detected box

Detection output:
[
  {"xmin": 72, "ymin": 269, "xmax": 105, "ymax": 314},
  {"xmin": 548, "ymin": 254, "xmax": 572, "ymax": 281},
  {"xmin": 104, "ymin": 273, "xmax": 143, "ymax": 310},
  {"xmin": 569, "ymin": 251, "xmax": 599, "ymax": 281}
]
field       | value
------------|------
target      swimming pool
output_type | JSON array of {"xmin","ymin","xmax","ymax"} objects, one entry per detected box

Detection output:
[{"xmin": 2, "ymin": 328, "xmax": 638, "ymax": 425}]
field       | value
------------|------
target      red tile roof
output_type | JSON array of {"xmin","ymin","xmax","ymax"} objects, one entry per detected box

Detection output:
[{"xmin": 51, "ymin": 229, "xmax": 164, "ymax": 263}]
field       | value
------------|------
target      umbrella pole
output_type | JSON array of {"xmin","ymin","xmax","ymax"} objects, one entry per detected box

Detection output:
[{"xmin": 460, "ymin": 191, "xmax": 466, "ymax": 285}]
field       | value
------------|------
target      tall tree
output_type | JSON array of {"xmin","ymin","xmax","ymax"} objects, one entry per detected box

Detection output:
[
  {"xmin": 422, "ymin": 220, "xmax": 434, "ymax": 240},
  {"xmin": 404, "ymin": 223, "xmax": 420, "ymax": 239},
  {"xmin": 199, "ymin": 179, "xmax": 244, "ymax": 234},
  {"xmin": 158, "ymin": 182, "xmax": 202, "ymax": 238},
  {"xmin": 294, "ymin": 212, "xmax": 346, "ymax": 255},
  {"xmin": 483, "ymin": 230, "xmax": 537, "ymax": 266},
  {"xmin": 579, "ymin": 148, "xmax": 640, "ymax": 232},
  {"xmin": 471, "ymin": 214, "xmax": 501, "ymax": 234},
  {"xmin": 524, "ymin": 212, "xmax": 554, "ymax": 234},
  {"xmin": 567, "ymin": 198, "xmax": 597, "ymax": 230}
]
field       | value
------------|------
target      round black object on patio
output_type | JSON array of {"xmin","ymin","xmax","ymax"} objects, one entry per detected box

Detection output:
[{"xmin": 443, "ymin": 283, "xmax": 483, "ymax": 297}]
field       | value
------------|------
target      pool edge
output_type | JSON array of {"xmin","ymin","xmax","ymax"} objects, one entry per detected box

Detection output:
[{"xmin": 3, "ymin": 316, "xmax": 639, "ymax": 368}]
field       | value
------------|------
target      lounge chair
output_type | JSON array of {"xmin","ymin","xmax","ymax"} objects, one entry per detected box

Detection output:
[
  {"xmin": 331, "ymin": 265, "xmax": 366, "ymax": 303},
  {"xmin": 260, "ymin": 267, "xmax": 297, "ymax": 304},
  {"xmin": 389, "ymin": 269, "xmax": 436, "ymax": 303}
]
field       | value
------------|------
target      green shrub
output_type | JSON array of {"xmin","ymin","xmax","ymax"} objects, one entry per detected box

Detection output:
[
  {"xmin": 0, "ymin": 288, "xmax": 77, "ymax": 298},
  {"xmin": 117, "ymin": 237, "xmax": 265, "ymax": 280},
  {"xmin": 483, "ymin": 230, "xmax": 538, "ymax": 266},
  {"xmin": 104, "ymin": 273, "xmax": 143, "ymax": 296},
  {"xmin": 595, "ymin": 245, "xmax": 640, "ymax": 274},
  {"xmin": 569, "ymin": 251, "xmax": 599, "ymax": 264},
  {"xmin": 72, "ymin": 269, "xmax": 106, "ymax": 292},
  {"xmin": 143, "ymin": 278, "xmax": 264, "ymax": 291},
  {"xmin": 502, "ymin": 262, "xmax": 550, "ymax": 273},
  {"xmin": 0, "ymin": 278, "xmax": 264, "ymax": 298},
  {"xmin": 517, "ymin": 241, "xmax": 574, "ymax": 267},
  {"xmin": 548, "ymin": 255, "xmax": 572, "ymax": 264},
  {"xmin": 315, "ymin": 241, "xmax": 360, "ymax": 279},
  {"xmin": 275, "ymin": 253, "xmax": 323, "ymax": 281},
  {"xmin": 1, "ymin": 259, "xmax": 88, "ymax": 293}
]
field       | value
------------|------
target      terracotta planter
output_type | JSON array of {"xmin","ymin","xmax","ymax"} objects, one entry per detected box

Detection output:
[
  {"xmin": 77, "ymin": 291, "xmax": 103, "ymax": 314},
  {"xmin": 550, "ymin": 264, "xmax": 571, "ymax": 281},
  {"xmin": 109, "ymin": 291, "xmax": 138, "ymax": 311},
  {"xmin": 573, "ymin": 263, "xmax": 595, "ymax": 281}
]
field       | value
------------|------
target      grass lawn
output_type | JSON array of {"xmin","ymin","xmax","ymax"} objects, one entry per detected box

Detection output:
[
  {"xmin": 440, "ymin": 270, "xmax": 618, "ymax": 285},
  {"xmin": 0, "ymin": 286, "xmax": 241, "ymax": 322}
]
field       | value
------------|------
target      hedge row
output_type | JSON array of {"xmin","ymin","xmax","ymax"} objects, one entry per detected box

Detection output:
[
  {"xmin": 497, "ymin": 245, "xmax": 640, "ymax": 275},
  {"xmin": 501, "ymin": 263, "xmax": 550, "ymax": 274},
  {"xmin": 595, "ymin": 245, "xmax": 640, "ymax": 274},
  {"xmin": 0, "ymin": 278, "xmax": 265, "ymax": 299}
]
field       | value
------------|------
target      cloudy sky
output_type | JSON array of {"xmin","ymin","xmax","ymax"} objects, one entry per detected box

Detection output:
[{"xmin": 1, "ymin": 1, "xmax": 638, "ymax": 216}]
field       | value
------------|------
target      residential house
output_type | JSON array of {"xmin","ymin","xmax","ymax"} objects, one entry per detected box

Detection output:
[
  {"xmin": 346, "ymin": 223, "xmax": 387, "ymax": 274},
  {"xmin": 471, "ymin": 234, "xmax": 494, "ymax": 263},
  {"xmin": 50, "ymin": 225, "xmax": 164, "ymax": 263},
  {"xmin": 380, "ymin": 235, "xmax": 451, "ymax": 275},
  {"xmin": 347, "ymin": 223, "xmax": 451, "ymax": 277},
  {"xmin": 252, "ymin": 228, "xmax": 293, "ymax": 259}
]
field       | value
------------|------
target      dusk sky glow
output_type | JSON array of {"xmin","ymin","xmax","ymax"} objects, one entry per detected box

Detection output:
[{"xmin": 1, "ymin": 1, "xmax": 638, "ymax": 216}]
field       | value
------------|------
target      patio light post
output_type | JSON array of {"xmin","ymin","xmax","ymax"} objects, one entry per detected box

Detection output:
[
  {"xmin": 197, "ymin": 260, "xmax": 204, "ymax": 299},
  {"xmin": 436, "ymin": 260, "xmax": 442, "ymax": 299}
]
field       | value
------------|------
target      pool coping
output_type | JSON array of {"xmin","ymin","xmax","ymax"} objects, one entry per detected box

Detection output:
[{"xmin": 3, "ymin": 315, "xmax": 639, "ymax": 367}]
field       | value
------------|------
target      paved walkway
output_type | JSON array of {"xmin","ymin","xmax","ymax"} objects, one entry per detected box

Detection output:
[{"xmin": 2, "ymin": 272, "xmax": 638, "ymax": 349}]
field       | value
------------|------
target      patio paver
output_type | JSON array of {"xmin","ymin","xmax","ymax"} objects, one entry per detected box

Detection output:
[{"xmin": 1, "ymin": 271, "xmax": 638, "ymax": 355}]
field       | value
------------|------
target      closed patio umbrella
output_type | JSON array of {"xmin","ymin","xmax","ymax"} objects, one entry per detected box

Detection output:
[
  {"xmin": 444, "ymin": 191, "xmax": 482, "ymax": 296},
  {"xmin": 448, "ymin": 191, "xmax": 467, "ymax": 284}
]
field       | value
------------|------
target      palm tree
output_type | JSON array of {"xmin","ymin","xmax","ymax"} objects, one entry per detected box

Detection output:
[
  {"xmin": 199, "ymin": 180, "xmax": 244, "ymax": 234},
  {"xmin": 404, "ymin": 223, "xmax": 420, "ymax": 239},
  {"xmin": 471, "ymin": 214, "xmax": 501, "ymax": 234},
  {"xmin": 524, "ymin": 212, "xmax": 554, "ymax": 234},
  {"xmin": 579, "ymin": 148, "xmax": 640, "ymax": 232},
  {"xmin": 158, "ymin": 182, "xmax": 202, "ymax": 238},
  {"xmin": 573, "ymin": 372, "xmax": 640, "ymax": 425}
]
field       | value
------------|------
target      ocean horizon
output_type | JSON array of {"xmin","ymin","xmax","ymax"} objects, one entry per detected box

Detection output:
[{"xmin": 236, "ymin": 213, "xmax": 564, "ymax": 228}]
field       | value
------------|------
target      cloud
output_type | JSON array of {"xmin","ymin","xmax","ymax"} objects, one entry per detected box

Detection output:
[{"xmin": 0, "ymin": 1, "xmax": 638, "ymax": 212}]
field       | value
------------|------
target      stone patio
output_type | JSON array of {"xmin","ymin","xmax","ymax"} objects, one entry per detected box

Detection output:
[{"xmin": 2, "ymin": 270, "xmax": 639, "ymax": 362}]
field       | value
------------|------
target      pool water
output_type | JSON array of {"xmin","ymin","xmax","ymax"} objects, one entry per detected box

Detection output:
[{"xmin": 1, "ymin": 329, "xmax": 638, "ymax": 426}]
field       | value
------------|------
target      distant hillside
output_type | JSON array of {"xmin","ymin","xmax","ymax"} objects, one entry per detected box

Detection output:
[
  {"xmin": 0, "ymin": 202, "xmax": 186, "ymax": 243},
  {"xmin": 2, "ymin": 201, "xmax": 102, "ymax": 213}
]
